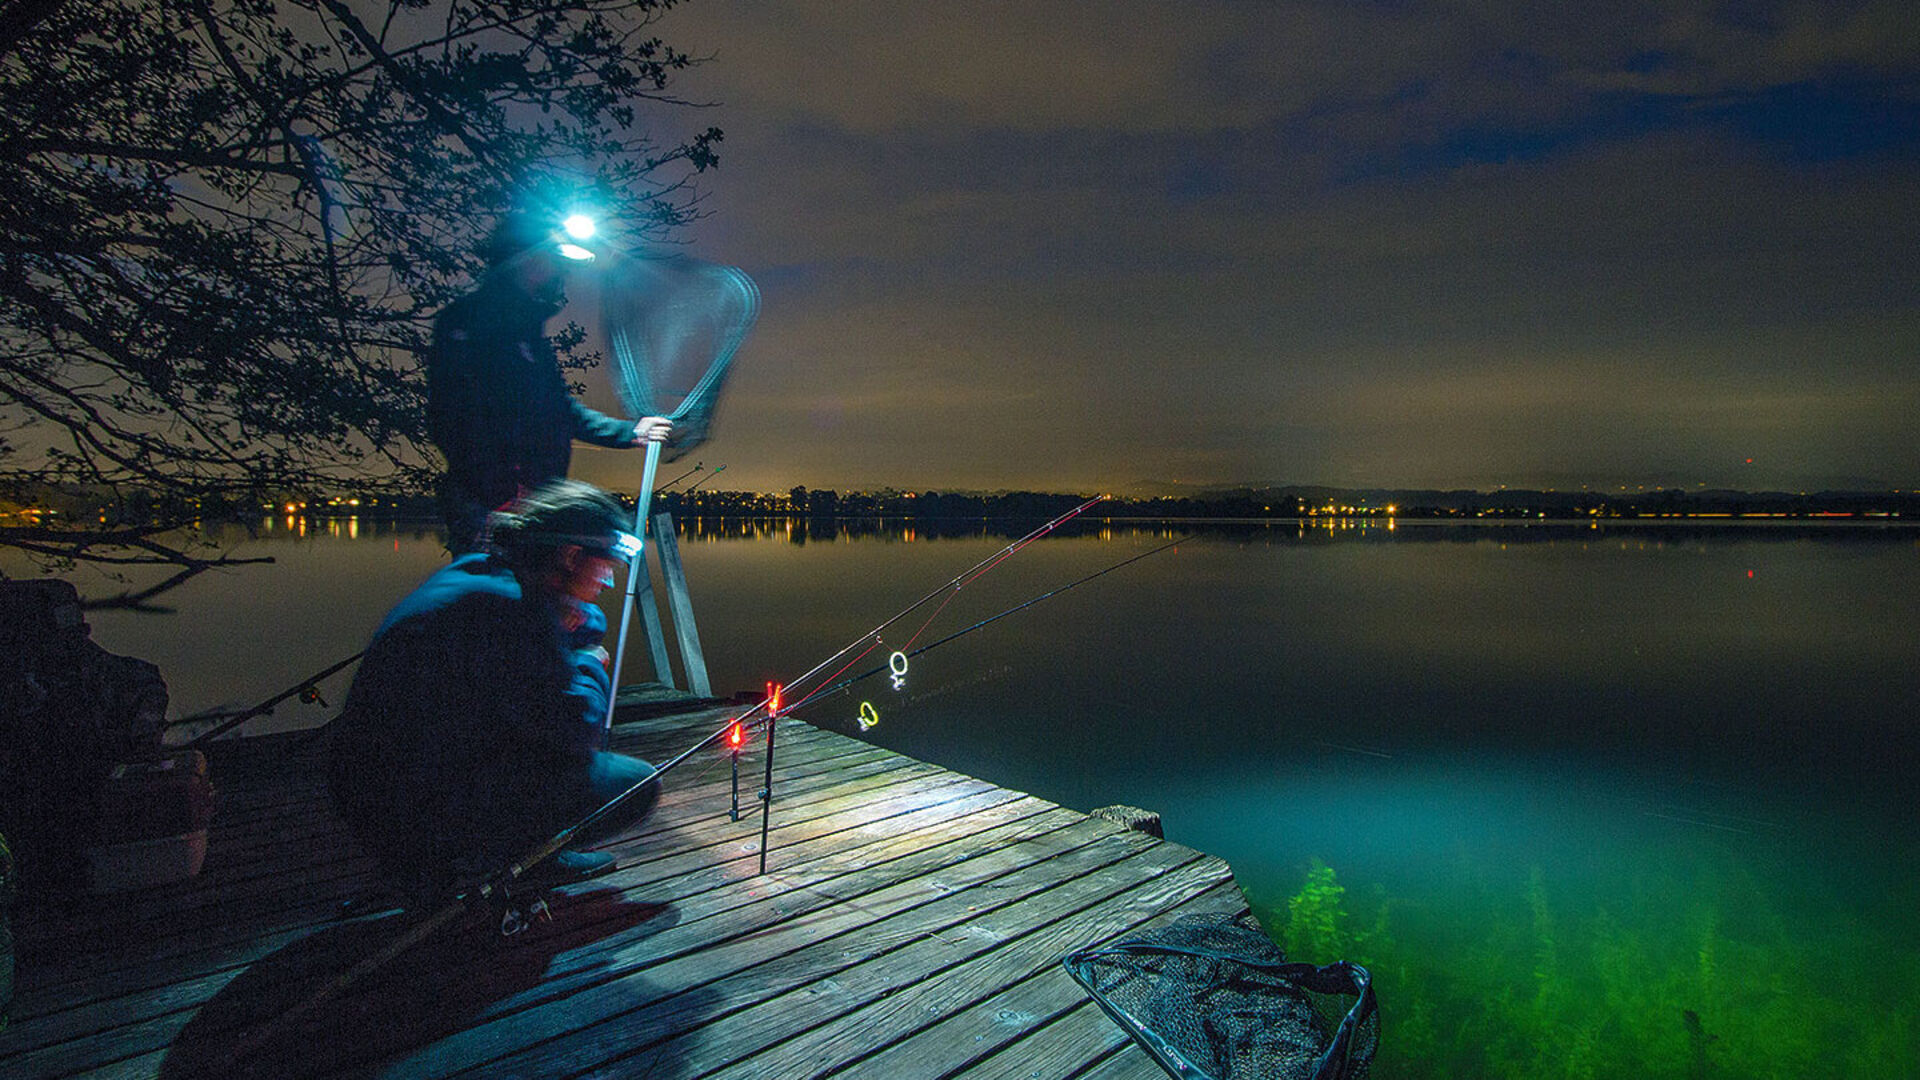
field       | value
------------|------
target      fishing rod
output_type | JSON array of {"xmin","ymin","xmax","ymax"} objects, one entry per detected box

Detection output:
[
  {"xmin": 176, "ymin": 650, "xmax": 365, "ymax": 749},
  {"xmin": 226, "ymin": 495, "xmax": 1111, "ymax": 1067},
  {"xmin": 654, "ymin": 461, "xmax": 705, "ymax": 493},
  {"xmin": 682, "ymin": 463, "xmax": 725, "ymax": 493}
]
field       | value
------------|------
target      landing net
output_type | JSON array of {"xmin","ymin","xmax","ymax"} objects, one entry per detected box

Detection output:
[
  {"xmin": 594, "ymin": 250, "xmax": 760, "ymax": 459},
  {"xmin": 1062, "ymin": 912, "xmax": 1378, "ymax": 1080}
]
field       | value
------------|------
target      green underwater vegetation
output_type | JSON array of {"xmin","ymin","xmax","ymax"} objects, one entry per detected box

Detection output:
[{"xmin": 1247, "ymin": 849, "xmax": 1919, "ymax": 1079}]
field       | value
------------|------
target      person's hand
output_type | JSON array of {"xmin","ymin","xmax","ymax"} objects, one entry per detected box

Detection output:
[
  {"xmin": 557, "ymin": 595, "xmax": 608, "ymax": 649},
  {"xmin": 632, "ymin": 416, "xmax": 672, "ymax": 446}
]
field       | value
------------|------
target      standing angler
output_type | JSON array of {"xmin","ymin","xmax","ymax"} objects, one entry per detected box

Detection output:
[{"xmin": 428, "ymin": 202, "xmax": 671, "ymax": 554}]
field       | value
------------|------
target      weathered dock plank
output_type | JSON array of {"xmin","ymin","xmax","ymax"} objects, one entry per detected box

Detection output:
[
  {"xmin": 2, "ymin": 706, "xmax": 1250, "ymax": 1080},
  {"xmin": 11, "ymin": 728, "xmax": 888, "ymax": 990}
]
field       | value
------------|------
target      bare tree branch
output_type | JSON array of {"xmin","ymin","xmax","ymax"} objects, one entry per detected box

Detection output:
[{"xmin": 0, "ymin": 0, "xmax": 719, "ymax": 572}]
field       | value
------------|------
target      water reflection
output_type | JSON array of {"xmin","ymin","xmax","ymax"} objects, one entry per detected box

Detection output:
[{"xmin": 13, "ymin": 515, "xmax": 1916, "ymax": 1076}]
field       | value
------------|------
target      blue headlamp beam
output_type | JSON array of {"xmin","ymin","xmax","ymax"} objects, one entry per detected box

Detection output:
[
  {"xmin": 535, "ymin": 530, "xmax": 642, "ymax": 559},
  {"xmin": 557, "ymin": 213, "xmax": 597, "ymax": 261},
  {"xmin": 608, "ymin": 530, "xmax": 643, "ymax": 560}
]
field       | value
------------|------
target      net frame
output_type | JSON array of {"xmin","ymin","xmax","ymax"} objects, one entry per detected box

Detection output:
[{"xmin": 599, "ymin": 251, "xmax": 760, "ymax": 459}]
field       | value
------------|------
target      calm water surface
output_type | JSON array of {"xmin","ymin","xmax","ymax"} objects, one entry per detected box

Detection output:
[{"xmin": 22, "ymin": 517, "xmax": 1920, "ymax": 1078}]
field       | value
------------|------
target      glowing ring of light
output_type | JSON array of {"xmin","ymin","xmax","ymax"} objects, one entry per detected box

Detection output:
[{"xmin": 858, "ymin": 702, "xmax": 880, "ymax": 731}]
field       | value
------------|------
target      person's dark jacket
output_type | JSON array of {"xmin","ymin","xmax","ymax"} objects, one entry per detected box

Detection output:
[
  {"xmin": 330, "ymin": 554, "xmax": 612, "ymax": 821},
  {"xmin": 426, "ymin": 274, "xmax": 633, "ymax": 510}
]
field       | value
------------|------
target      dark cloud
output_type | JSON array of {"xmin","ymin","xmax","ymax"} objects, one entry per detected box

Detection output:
[{"xmin": 582, "ymin": 1, "xmax": 1920, "ymax": 495}]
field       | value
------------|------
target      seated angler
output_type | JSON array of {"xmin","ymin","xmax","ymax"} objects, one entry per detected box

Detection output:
[{"xmin": 326, "ymin": 479, "xmax": 660, "ymax": 907}]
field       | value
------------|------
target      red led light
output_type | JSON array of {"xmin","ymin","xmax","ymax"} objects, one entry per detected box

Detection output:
[{"xmin": 767, "ymin": 681, "xmax": 783, "ymax": 717}]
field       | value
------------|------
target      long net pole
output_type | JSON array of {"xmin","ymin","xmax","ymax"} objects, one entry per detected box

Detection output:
[{"xmin": 604, "ymin": 438, "xmax": 664, "ymax": 728}]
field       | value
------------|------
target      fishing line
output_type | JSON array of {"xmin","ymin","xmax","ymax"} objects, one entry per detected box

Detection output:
[
  {"xmin": 536, "ymin": 495, "xmax": 1117, "ymax": 817},
  {"xmin": 563, "ymin": 495, "xmax": 1119, "ymax": 837},
  {"xmin": 786, "ymin": 532, "xmax": 1189, "ymax": 718},
  {"xmin": 735, "ymin": 494, "xmax": 1109, "ymax": 720},
  {"xmin": 517, "ymin": 500, "xmax": 1119, "ymax": 876},
  {"xmin": 881, "ymin": 493, "xmax": 1111, "ymax": 666}
]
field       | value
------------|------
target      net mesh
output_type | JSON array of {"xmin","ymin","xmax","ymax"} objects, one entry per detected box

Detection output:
[
  {"xmin": 1062, "ymin": 912, "xmax": 1378, "ymax": 1080},
  {"xmin": 594, "ymin": 250, "xmax": 759, "ymax": 459}
]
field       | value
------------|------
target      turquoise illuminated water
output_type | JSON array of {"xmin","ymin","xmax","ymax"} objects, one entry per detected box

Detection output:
[{"xmin": 20, "ymin": 517, "xmax": 1920, "ymax": 1077}]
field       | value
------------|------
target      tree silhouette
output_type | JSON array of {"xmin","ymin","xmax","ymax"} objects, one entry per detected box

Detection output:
[{"xmin": 0, "ymin": 0, "xmax": 719, "ymax": 576}]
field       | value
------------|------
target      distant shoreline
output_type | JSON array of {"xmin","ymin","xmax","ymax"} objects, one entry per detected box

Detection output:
[{"xmin": 10, "ymin": 484, "xmax": 1914, "ymax": 533}]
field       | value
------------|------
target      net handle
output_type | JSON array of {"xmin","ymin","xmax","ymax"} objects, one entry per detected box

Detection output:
[{"xmin": 604, "ymin": 438, "xmax": 664, "ymax": 727}]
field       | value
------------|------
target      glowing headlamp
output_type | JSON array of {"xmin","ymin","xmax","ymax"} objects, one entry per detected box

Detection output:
[
  {"xmin": 603, "ymin": 529, "xmax": 643, "ymax": 561},
  {"xmin": 538, "ymin": 528, "xmax": 641, "ymax": 559},
  {"xmin": 556, "ymin": 213, "xmax": 598, "ymax": 262}
]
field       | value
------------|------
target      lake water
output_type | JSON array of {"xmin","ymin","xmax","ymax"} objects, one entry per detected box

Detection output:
[{"xmin": 20, "ymin": 515, "xmax": 1920, "ymax": 1078}]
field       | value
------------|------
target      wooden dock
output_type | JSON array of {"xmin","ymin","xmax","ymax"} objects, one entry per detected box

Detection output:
[{"xmin": 3, "ymin": 706, "xmax": 1246, "ymax": 1079}]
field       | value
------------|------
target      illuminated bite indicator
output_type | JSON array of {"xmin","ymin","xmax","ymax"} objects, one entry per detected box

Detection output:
[
  {"xmin": 888, "ymin": 651, "xmax": 909, "ymax": 691},
  {"xmin": 767, "ymin": 681, "xmax": 783, "ymax": 718},
  {"xmin": 858, "ymin": 701, "xmax": 880, "ymax": 731},
  {"xmin": 728, "ymin": 722, "xmax": 743, "ymax": 749}
]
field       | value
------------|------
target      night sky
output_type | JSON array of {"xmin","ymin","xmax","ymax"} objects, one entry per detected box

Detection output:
[{"xmin": 570, "ymin": 1, "xmax": 1920, "ymax": 497}]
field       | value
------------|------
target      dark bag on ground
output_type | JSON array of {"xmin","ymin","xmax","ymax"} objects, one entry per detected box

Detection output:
[
  {"xmin": 0, "ymin": 579, "xmax": 170, "ymax": 894},
  {"xmin": 1062, "ymin": 912, "xmax": 1378, "ymax": 1080}
]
